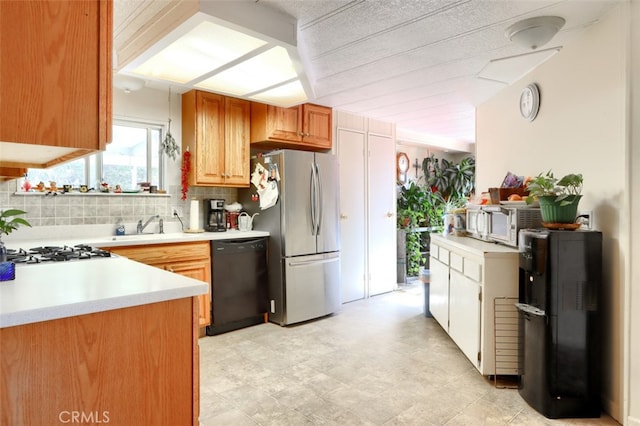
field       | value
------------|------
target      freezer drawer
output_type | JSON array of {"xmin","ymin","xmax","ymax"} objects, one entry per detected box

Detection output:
[{"xmin": 283, "ymin": 252, "xmax": 341, "ymax": 325}]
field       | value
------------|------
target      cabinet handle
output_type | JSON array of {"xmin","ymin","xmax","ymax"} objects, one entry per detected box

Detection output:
[
  {"xmin": 298, "ymin": 131, "xmax": 305, "ymax": 136},
  {"xmin": 168, "ymin": 267, "xmax": 174, "ymax": 273},
  {"xmin": 340, "ymin": 214, "xmax": 348, "ymax": 219}
]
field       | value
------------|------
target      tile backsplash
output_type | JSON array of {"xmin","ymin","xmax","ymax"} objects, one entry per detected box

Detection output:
[{"xmin": 0, "ymin": 181, "xmax": 238, "ymax": 227}]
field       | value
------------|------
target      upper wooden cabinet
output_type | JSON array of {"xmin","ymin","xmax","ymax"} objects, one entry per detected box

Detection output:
[
  {"xmin": 250, "ymin": 103, "xmax": 333, "ymax": 151},
  {"xmin": 0, "ymin": 0, "xmax": 113, "ymax": 171},
  {"xmin": 182, "ymin": 90, "xmax": 250, "ymax": 187}
]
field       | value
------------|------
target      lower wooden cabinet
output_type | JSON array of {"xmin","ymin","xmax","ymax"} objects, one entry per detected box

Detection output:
[
  {"xmin": 429, "ymin": 234, "xmax": 519, "ymax": 375},
  {"xmin": 102, "ymin": 241, "xmax": 212, "ymax": 327},
  {"xmin": 1, "ymin": 297, "xmax": 200, "ymax": 425}
]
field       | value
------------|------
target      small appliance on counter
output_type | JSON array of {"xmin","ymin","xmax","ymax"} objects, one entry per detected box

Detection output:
[{"xmin": 204, "ymin": 199, "xmax": 226, "ymax": 232}]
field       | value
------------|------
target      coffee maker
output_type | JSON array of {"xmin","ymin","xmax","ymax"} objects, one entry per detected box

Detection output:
[{"xmin": 204, "ymin": 199, "xmax": 226, "ymax": 232}]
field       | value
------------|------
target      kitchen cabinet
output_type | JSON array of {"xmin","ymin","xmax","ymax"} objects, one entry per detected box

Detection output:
[
  {"xmin": 0, "ymin": 0, "xmax": 112, "ymax": 173},
  {"xmin": 250, "ymin": 102, "xmax": 333, "ymax": 151},
  {"xmin": 429, "ymin": 234, "xmax": 519, "ymax": 376},
  {"xmin": 1, "ymin": 297, "xmax": 200, "ymax": 425},
  {"xmin": 103, "ymin": 241, "xmax": 212, "ymax": 328},
  {"xmin": 428, "ymin": 244, "xmax": 450, "ymax": 326},
  {"xmin": 182, "ymin": 90, "xmax": 250, "ymax": 187}
]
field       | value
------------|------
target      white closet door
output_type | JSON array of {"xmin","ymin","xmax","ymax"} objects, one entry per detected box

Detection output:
[
  {"xmin": 367, "ymin": 134, "xmax": 396, "ymax": 296},
  {"xmin": 337, "ymin": 129, "xmax": 366, "ymax": 302}
]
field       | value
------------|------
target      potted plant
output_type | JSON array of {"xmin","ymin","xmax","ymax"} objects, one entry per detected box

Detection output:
[
  {"xmin": 0, "ymin": 209, "xmax": 31, "ymax": 281},
  {"xmin": 525, "ymin": 170, "xmax": 583, "ymax": 224},
  {"xmin": 397, "ymin": 182, "xmax": 428, "ymax": 276}
]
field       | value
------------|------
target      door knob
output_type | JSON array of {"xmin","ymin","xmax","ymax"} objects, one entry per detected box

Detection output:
[
  {"xmin": 386, "ymin": 212, "xmax": 394, "ymax": 218},
  {"xmin": 340, "ymin": 214, "xmax": 348, "ymax": 219}
]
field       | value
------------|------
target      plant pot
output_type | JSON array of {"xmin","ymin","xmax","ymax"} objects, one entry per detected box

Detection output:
[{"xmin": 538, "ymin": 195, "xmax": 582, "ymax": 224}]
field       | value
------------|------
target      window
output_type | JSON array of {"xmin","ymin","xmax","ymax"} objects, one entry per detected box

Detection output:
[{"xmin": 27, "ymin": 120, "xmax": 165, "ymax": 190}]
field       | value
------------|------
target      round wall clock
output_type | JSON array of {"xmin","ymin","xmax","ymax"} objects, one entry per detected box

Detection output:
[
  {"xmin": 520, "ymin": 83, "xmax": 540, "ymax": 121},
  {"xmin": 397, "ymin": 152, "xmax": 410, "ymax": 182}
]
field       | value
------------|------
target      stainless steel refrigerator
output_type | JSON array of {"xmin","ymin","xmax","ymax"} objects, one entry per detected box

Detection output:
[{"xmin": 239, "ymin": 150, "xmax": 341, "ymax": 325}]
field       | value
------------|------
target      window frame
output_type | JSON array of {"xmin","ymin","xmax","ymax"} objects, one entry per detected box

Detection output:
[{"xmin": 27, "ymin": 118, "xmax": 167, "ymax": 190}]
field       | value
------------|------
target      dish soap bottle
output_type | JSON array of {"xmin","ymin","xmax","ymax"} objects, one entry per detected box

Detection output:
[{"xmin": 115, "ymin": 218, "xmax": 126, "ymax": 236}]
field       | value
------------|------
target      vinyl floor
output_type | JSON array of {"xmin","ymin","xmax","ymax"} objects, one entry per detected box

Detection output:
[{"xmin": 198, "ymin": 280, "xmax": 620, "ymax": 425}]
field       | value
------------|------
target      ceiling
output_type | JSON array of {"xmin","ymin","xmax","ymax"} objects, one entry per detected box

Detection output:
[{"xmin": 113, "ymin": 0, "xmax": 621, "ymax": 152}]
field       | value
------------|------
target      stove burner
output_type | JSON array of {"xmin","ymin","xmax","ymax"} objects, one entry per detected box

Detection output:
[
  {"xmin": 10, "ymin": 244, "xmax": 112, "ymax": 264},
  {"xmin": 6, "ymin": 249, "xmax": 41, "ymax": 264}
]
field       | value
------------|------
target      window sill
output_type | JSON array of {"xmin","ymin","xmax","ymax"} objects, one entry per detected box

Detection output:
[{"xmin": 13, "ymin": 191, "xmax": 171, "ymax": 197}]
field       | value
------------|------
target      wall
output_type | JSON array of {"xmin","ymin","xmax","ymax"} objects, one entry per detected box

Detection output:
[
  {"xmin": 0, "ymin": 87, "xmax": 238, "ymax": 232},
  {"xmin": 476, "ymin": 5, "xmax": 629, "ymax": 421},
  {"xmin": 628, "ymin": 0, "xmax": 639, "ymax": 424}
]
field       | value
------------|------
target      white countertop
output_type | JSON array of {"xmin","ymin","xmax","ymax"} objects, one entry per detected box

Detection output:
[
  {"xmin": 0, "ymin": 257, "xmax": 208, "ymax": 328},
  {"xmin": 5, "ymin": 229, "xmax": 269, "ymax": 249},
  {"xmin": 1, "ymin": 228, "xmax": 269, "ymax": 328},
  {"xmin": 430, "ymin": 234, "xmax": 520, "ymax": 256}
]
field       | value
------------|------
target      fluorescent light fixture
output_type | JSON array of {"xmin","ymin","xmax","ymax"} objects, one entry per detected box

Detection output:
[
  {"xmin": 250, "ymin": 80, "xmax": 308, "ymax": 106},
  {"xmin": 196, "ymin": 46, "xmax": 297, "ymax": 95},
  {"xmin": 119, "ymin": 3, "xmax": 311, "ymax": 106},
  {"xmin": 132, "ymin": 21, "xmax": 268, "ymax": 84}
]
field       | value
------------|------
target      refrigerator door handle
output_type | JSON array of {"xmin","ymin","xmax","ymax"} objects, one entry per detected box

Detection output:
[
  {"xmin": 310, "ymin": 163, "xmax": 317, "ymax": 235},
  {"xmin": 315, "ymin": 162, "xmax": 323, "ymax": 235},
  {"xmin": 288, "ymin": 256, "xmax": 339, "ymax": 267}
]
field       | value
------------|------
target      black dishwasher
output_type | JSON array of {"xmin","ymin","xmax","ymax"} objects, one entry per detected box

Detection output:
[{"xmin": 206, "ymin": 238, "xmax": 269, "ymax": 336}]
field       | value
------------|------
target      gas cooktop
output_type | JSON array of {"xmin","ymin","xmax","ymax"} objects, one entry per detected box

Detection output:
[{"xmin": 7, "ymin": 245, "xmax": 112, "ymax": 264}]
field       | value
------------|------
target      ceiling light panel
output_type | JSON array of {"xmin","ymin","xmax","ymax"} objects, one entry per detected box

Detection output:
[
  {"xmin": 249, "ymin": 80, "xmax": 308, "ymax": 105},
  {"xmin": 132, "ymin": 21, "xmax": 267, "ymax": 83},
  {"xmin": 195, "ymin": 46, "xmax": 298, "ymax": 95}
]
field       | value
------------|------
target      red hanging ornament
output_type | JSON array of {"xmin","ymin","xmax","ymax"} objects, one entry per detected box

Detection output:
[{"xmin": 181, "ymin": 149, "xmax": 191, "ymax": 201}]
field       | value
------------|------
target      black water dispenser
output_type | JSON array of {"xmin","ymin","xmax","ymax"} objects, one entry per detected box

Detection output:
[{"xmin": 516, "ymin": 229, "xmax": 602, "ymax": 418}]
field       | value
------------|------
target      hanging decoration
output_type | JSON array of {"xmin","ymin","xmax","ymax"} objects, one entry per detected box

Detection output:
[
  {"xmin": 181, "ymin": 147, "xmax": 191, "ymax": 201},
  {"xmin": 160, "ymin": 87, "xmax": 180, "ymax": 160}
]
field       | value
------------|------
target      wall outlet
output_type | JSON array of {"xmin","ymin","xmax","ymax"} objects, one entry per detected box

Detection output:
[
  {"xmin": 172, "ymin": 206, "xmax": 183, "ymax": 217},
  {"xmin": 577, "ymin": 210, "xmax": 593, "ymax": 230}
]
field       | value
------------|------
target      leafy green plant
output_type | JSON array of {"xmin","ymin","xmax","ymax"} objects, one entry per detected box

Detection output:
[
  {"xmin": 525, "ymin": 170, "xmax": 583, "ymax": 206},
  {"xmin": 0, "ymin": 209, "xmax": 31, "ymax": 237},
  {"xmin": 397, "ymin": 181, "xmax": 428, "ymax": 229},
  {"xmin": 422, "ymin": 154, "xmax": 475, "ymax": 202}
]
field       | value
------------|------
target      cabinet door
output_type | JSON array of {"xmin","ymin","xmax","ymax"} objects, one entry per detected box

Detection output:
[
  {"xmin": 223, "ymin": 97, "xmax": 250, "ymax": 187},
  {"xmin": 166, "ymin": 260, "xmax": 212, "ymax": 327},
  {"xmin": 0, "ymin": 0, "xmax": 112, "ymax": 166},
  {"xmin": 337, "ymin": 129, "xmax": 366, "ymax": 302},
  {"xmin": 448, "ymin": 269, "xmax": 481, "ymax": 369},
  {"xmin": 303, "ymin": 104, "xmax": 332, "ymax": 149},
  {"xmin": 268, "ymin": 105, "xmax": 303, "ymax": 142},
  {"xmin": 429, "ymin": 256, "xmax": 450, "ymax": 330},
  {"xmin": 367, "ymin": 134, "xmax": 396, "ymax": 296},
  {"xmin": 195, "ymin": 91, "xmax": 225, "ymax": 185}
]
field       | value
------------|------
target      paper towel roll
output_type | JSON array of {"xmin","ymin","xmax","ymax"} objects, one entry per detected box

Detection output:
[{"xmin": 189, "ymin": 199, "xmax": 199, "ymax": 230}]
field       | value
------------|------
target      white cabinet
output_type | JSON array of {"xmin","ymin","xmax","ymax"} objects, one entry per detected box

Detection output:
[
  {"xmin": 448, "ymin": 269, "xmax": 480, "ymax": 365},
  {"xmin": 336, "ymin": 111, "xmax": 396, "ymax": 301},
  {"xmin": 429, "ymin": 254, "xmax": 450, "ymax": 328},
  {"xmin": 429, "ymin": 234, "xmax": 519, "ymax": 375}
]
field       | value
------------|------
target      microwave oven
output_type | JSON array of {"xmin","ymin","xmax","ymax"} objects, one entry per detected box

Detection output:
[
  {"xmin": 466, "ymin": 206, "xmax": 491, "ymax": 242},
  {"xmin": 466, "ymin": 205, "xmax": 543, "ymax": 247}
]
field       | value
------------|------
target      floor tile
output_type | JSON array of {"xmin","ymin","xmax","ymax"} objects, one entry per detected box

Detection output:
[{"xmin": 199, "ymin": 281, "xmax": 619, "ymax": 426}]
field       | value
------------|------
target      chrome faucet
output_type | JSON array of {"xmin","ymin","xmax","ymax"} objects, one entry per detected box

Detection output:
[{"xmin": 137, "ymin": 214, "xmax": 159, "ymax": 234}]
